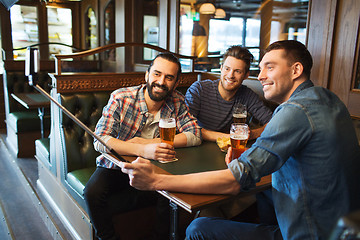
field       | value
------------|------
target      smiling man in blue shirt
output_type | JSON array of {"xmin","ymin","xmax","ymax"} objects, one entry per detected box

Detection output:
[
  {"xmin": 121, "ymin": 40, "xmax": 360, "ymax": 240},
  {"xmin": 185, "ymin": 45, "xmax": 273, "ymax": 141}
]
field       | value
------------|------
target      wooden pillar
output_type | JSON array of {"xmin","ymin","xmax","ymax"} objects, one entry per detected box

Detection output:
[
  {"xmin": 259, "ymin": 0, "xmax": 273, "ymax": 60},
  {"xmin": 0, "ymin": 5, "xmax": 13, "ymax": 60}
]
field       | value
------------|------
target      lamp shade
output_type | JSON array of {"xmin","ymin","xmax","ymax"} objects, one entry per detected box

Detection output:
[
  {"xmin": 214, "ymin": 8, "xmax": 226, "ymax": 18},
  {"xmin": 199, "ymin": 3, "xmax": 216, "ymax": 14}
]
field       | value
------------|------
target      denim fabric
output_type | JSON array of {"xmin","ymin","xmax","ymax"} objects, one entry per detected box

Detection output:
[
  {"xmin": 83, "ymin": 167, "xmax": 170, "ymax": 240},
  {"xmin": 229, "ymin": 80, "xmax": 360, "ymax": 240},
  {"xmin": 186, "ymin": 217, "xmax": 282, "ymax": 240}
]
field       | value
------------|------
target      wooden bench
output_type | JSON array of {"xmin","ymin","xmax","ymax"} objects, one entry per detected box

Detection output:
[
  {"xmin": 37, "ymin": 43, "xmax": 279, "ymax": 239},
  {"xmin": 2, "ymin": 43, "xmax": 86, "ymax": 158},
  {"xmin": 2, "ymin": 60, "xmax": 53, "ymax": 157}
]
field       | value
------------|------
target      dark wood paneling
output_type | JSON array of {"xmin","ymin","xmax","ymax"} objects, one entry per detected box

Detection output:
[
  {"xmin": 0, "ymin": 4, "xmax": 13, "ymax": 60},
  {"xmin": 307, "ymin": 0, "xmax": 337, "ymax": 88},
  {"xmin": 349, "ymin": 91, "xmax": 360, "ymax": 116},
  {"xmin": 50, "ymin": 71, "xmax": 198, "ymax": 93},
  {"xmin": 329, "ymin": 0, "xmax": 360, "ymax": 116},
  {"xmin": 307, "ymin": 0, "xmax": 360, "ymax": 117}
]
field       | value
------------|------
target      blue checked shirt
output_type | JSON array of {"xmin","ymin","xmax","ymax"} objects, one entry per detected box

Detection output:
[{"xmin": 94, "ymin": 84, "xmax": 201, "ymax": 168}]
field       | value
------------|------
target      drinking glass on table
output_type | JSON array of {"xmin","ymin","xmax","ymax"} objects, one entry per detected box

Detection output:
[
  {"xmin": 233, "ymin": 103, "xmax": 247, "ymax": 123},
  {"xmin": 230, "ymin": 123, "xmax": 249, "ymax": 160},
  {"xmin": 159, "ymin": 117, "xmax": 178, "ymax": 163}
]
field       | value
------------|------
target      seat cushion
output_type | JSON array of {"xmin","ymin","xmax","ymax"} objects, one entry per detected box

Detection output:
[
  {"xmin": 35, "ymin": 138, "xmax": 50, "ymax": 165},
  {"xmin": 66, "ymin": 167, "xmax": 158, "ymax": 213},
  {"xmin": 67, "ymin": 167, "xmax": 96, "ymax": 196},
  {"xmin": 7, "ymin": 111, "xmax": 51, "ymax": 133}
]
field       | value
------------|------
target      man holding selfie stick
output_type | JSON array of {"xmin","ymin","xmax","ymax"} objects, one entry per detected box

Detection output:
[
  {"xmin": 84, "ymin": 52, "xmax": 201, "ymax": 240},
  {"xmin": 121, "ymin": 40, "xmax": 360, "ymax": 240}
]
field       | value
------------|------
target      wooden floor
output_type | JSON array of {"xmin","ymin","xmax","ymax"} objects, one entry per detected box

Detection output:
[{"xmin": 0, "ymin": 130, "xmax": 72, "ymax": 240}]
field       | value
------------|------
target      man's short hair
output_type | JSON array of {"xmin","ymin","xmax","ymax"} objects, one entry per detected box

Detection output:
[
  {"xmin": 148, "ymin": 52, "xmax": 182, "ymax": 81},
  {"xmin": 265, "ymin": 40, "xmax": 313, "ymax": 79},
  {"xmin": 223, "ymin": 45, "xmax": 254, "ymax": 73}
]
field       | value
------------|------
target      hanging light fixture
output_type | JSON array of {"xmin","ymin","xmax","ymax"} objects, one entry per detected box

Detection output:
[
  {"xmin": 214, "ymin": 8, "xmax": 226, "ymax": 18},
  {"xmin": 199, "ymin": 3, "xmax": 216, "ymax": 14}
]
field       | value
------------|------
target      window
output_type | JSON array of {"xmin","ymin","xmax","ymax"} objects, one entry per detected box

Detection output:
[
  {"xmin": 143, "ymin": 0, "xmax": 159, "ymax": 61},
  {"xmin": 179, "ymin": 4, "xmax": 197, "ymax": 56},
  {"xmin": 10, "ymin": 5, "xmax": 38, "ymax": 60},
  {"xmin": 9, "ymin": 3, "xmax": 77, "ymax": 60},
  {"xmin": 179, "ymin": 0, "xmax": 309, "ymax": 75},
  {"xmin": 104, "ymin": 0, "xmax": 115, "ymax": 60},
  {"xmin": 85, "ymin": 7, "xmax": 97, "ymax": 50},
  {"xmin": 209, "ymin": 18, "xmax": 244, "ymax": 54},
  {"xmin": 47, "ymin": 7, "xmax": 73, "ymax": 56}
]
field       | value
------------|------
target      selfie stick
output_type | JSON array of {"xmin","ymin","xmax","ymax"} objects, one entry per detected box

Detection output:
[{"xmin": 26, "ymin": 47, "xmax": 128, "ymax": 164}]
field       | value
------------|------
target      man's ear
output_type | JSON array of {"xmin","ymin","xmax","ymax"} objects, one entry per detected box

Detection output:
[
  {"xmin": 245, "ymin": 71, "xmax": 250, "ymax": 79},
  {"xmin": 145, "ymin": 71, "xmax": 149, "ymax": 82},
  {"xmin": 292, "ymin": 62, "xmax": 303, "ymax": 80}
]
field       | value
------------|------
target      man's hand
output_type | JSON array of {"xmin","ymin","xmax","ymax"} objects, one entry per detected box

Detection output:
[
  {"xmin": 121, "ymin": 157, "xmax": 157, "ymax": 191},
  {"xmin": 202, "ymin": 128, "xmax": 230, "ymax": 142},
  {"xmin": 142, "ymin": 143, "xmax": 176, "ymax": 162},
  {"xmin": 225, "ymin": 146, "xmax": 233, "ymax": 165}
]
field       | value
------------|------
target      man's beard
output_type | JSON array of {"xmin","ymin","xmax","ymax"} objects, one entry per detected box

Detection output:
[{"xmin": 146, "ymin": 80, "xmax": 172, "ymax": 102}]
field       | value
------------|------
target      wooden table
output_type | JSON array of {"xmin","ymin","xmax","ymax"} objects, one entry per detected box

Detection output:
[
  {"xmin": 11, "ymin": 93, "xmax": 50, "ymax": 138},
  {"xmin": 123, "ymin": 141, "xmax": 272, "ymax": 240}
]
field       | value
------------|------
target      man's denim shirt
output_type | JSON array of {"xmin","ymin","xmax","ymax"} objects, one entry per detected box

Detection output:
[{"xmin": 228, "ymin": 80, "xmax": 360, "ymax": 239}]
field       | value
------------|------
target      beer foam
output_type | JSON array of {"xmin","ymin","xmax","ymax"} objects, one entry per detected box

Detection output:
[
  {"xmin": 230, "ymin": 135, "xmax": 248, "ymax": 140},
  {"xmin": 159, "ymin": 118, "xmax": 176, "ymax": 128},
  {"xmin": 233, "ymin": 113, "xmax": 247, "ymax": 118}
]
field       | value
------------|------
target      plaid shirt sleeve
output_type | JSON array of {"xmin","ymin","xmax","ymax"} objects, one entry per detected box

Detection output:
[
  {"xmin": 94, "ymin": 86, "xmax": 143, "ymax": 168},
  {"xmin": 95, "ymin": 86, "xmax": 143, "ymax": 141},
  {"xmin": 94, "ymin": 91, "xmax": 122, "ymax": 139}
]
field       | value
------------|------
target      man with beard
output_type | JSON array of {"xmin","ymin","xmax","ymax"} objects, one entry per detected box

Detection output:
[
  {"xmin": 185, "ymin": 45, "xmax": 273, "ymax": 141},
  {"xmin": 84, "ymin": 53, "xmax": 201, "ymax": 240}
]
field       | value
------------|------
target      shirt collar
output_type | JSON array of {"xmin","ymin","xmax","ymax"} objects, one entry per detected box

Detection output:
[
  {"xmin": 139, "ymin": 84, "xmax": 149, "ymax": 114},
  {"xmin": 289, "ymin": 80, "xmax": 314, "ymax": 99}
]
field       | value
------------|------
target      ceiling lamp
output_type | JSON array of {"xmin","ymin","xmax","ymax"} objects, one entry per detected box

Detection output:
[
  {"xmin": 199, "ymin": 3, "xmax": 216, "ymax": 14},
  {"xmin": 214, "ymin": 8, "xmax": 226, "ymax": 18}
]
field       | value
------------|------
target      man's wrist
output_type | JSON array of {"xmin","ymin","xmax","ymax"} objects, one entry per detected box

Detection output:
[{"xmin": 153, "ymin": 173, "xmax": 166, "ymax": 191}]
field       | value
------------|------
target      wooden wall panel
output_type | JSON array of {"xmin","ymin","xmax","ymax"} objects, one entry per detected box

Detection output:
[
  {"xmin": 329, "ymin": 0, "xmax": 360, "ymax": 114},
  {"xmin": 307, "ymin": 0, "xmax": 360, "ymax": 117},
  {"xmin": 307, "ymin": 0, "xmax": 337, "ymax": 88},
  {"xmin": 349, "ymin": 92, "xmax": 360, "ymax": 116}
]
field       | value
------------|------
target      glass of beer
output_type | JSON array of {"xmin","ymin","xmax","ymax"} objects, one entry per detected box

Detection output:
[
  {"xmin": 159, "ymin": 117, "xmax": 178, "ymax": 162},
  {"xmin": 230, "ymin": 123, "xmax": 249, "ymax": 160},
  {"xmin": 233, "ymin": 103, "xmax": 247, "ymax": 123}
]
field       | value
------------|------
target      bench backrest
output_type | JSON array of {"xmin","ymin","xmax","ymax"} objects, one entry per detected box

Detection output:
[
  {"xmin": 51, "ymin": 71, "xmax": 199, "ymax": 175},
  {"xmin": 59, "ymin": 91, "xmax": 110, "ymax": 172},
  {"xmin": 45, "ymin": 43, "xmax": 199, "ymax": 211},
  {"xmin": 3, "ymin": 60, "xmax": 53, "ymax": 116}
]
